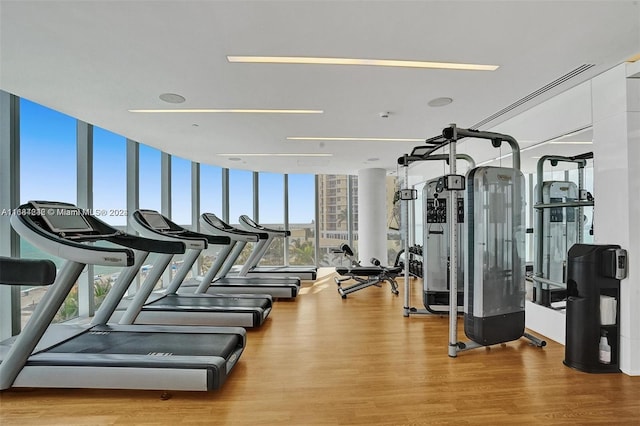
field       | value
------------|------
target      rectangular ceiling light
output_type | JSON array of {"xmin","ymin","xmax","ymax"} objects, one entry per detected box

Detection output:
[
  {"xmin": 227, "ymin": 56, "xmax": 499, "ymax": 71},
  {"xmin": 129, "ymin": 109, "xmax": 323, "ymax": 114},
  {"xmin": 217, "ymin": 153, "xmax": 332, "ymax": 157},
  {"xmin": 548, "ymin": 141, "xmax": 593, "ymax": 145},
  {"xmin": 287, "ymin": 137, "xmax": 424, "ymax": 142}
]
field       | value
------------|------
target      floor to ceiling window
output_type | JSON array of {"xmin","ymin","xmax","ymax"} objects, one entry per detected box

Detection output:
[
  {"xmin": 258, "ymin": 172, "xmax": 284, "ymax": 266},
  {"xmin": 287, "ymin": 174, "xmax": 316, "ymax": 266},
  {"xmin": 171, "ymin": 155, "xmax": 192, "ymax": 228},
  {"xmin": 138, "ymin": 144, "xmax": 162, "ymax": 212},
  {"xmin": 229, "ymin": 169, "xmax": 254, "ymax": 266},
  {"xmin": 200, "ymin": 164, "xmax": 223, "ymax": 275},
  {"xmin": 317, "ymin": 174, "xmax": 351, "ymax": 266},
  {"xmin": 92, "ymin": 127, "xmax": 127, "ymax": 309},
  {"xmin": 169, "ymin": 155, "xmax": 193, "ymax": 279},
  {"xmin": 19, "ymin": 98, "xmax": 77, "ymax": 326},
  {"xmin": 137, "ymin": 144, "xmax": 163, "ymax": 287}
]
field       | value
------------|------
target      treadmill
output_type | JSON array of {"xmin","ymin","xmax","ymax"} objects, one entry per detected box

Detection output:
[
  {"xmin": 237, "ymin": 215, "xmax": 317, "ymax": 280},
  {"xmin": 0, "ymin": 200, "xmax": 245, "ymax": 391},
  {"xmin": 131, "ymin": 210, "xmax": 300, "ymax": 299},
  {"xmin": 112, "ymin": 209, "xmax": 272, "ymax": 328},
  {"xmin": 179, "ymin": 213, "xmax": 300, "ymax": 299}
]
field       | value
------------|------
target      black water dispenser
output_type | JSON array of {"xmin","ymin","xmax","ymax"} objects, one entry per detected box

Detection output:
[{"xmin": 564, "ymin": 244, "xmax": 627, "ymax": 373}]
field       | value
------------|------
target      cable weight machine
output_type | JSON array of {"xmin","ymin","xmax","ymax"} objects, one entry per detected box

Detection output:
[
  {"xmin": 398, "ymin": 148, "xmax": 475, "ymax": 315},
  {"xmin": 399, "ymin": 124, "xmax": 545, "ymax": 357},
  {"xmin": 532, "ymin": 154, "xmax": 594, "ymax": 307}
]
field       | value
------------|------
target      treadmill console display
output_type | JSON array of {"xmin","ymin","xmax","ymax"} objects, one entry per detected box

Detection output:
[
  {"xmin": 141, "ymin": 211, "xmax": 171, "ymax": 231},
  {"xmin": 31, "ymin": 202, "xmax": 93, "ymax": 234},
  {"xmin": 242, "ymin": 216, "xmax": 259, "ymax": 228},
  {"xmin": 205, "ymin": 214, "xmax": 232, "ymax": 230}
]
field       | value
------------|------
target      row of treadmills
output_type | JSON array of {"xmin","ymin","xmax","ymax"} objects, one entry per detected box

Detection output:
[{"xmin": 0, "ymin": 200, "xmax": 317, "ymax": 392}]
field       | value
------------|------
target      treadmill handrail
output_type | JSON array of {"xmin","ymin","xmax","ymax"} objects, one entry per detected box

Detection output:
[
  {"xmin": 239, "ymin": 215, "xmax": 291, "ymax": 236},
  {"xmin": 131, "ymin": 210, "xmax": 231, "ymax": 249},
  {"xmin": 0, "ymin": 257, "xmax": 56, "ymax": 286},
  {"xmin": 104, "ymin": 233, "xmax": 185, "ymax": 255},
  {"xmin": 11, "ymin": 202, "xmax": 133, "ymax": 267},
  {"xmin": 201, "ymin": 213, "xmax": 262, "ymax": 242}
]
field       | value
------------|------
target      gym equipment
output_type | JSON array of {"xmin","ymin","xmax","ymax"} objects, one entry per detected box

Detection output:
[
  {"xmin": 333, "ymin": 244, "xmax": 401, "ymax": 298},
  {"xmin": 532, "ymin": 154, "xmax": 594, "ymax": 306},
  {"xmin": 184, "ymin": 213, "xmax": 300, "ymax": 299},
  {"xmin": 448, "ymin": 125, "xmax": 545, "ymax": 352},
  {"xmin": 120, "ymin": 209, "xmax": 273, "ymax": 328},
  {"xmin": 237, "ymin": 215, "xmax": 317, "ymax": 280},
  {"xmin": 423, "ymin": 178, "xmax": 465, "ymax": 313},
  {"xmin": 397, "ymin": 149, "xmax": 474, "ymax": 316},
  {"xmin": 564, "ymin": 244, "xmax": 626, "ymax": 373},
  {"xmin": 407, "ymin": 245, "xmax": 423, "ymax": 278},
  {"xmin": 1, "ymin": 201, "xmax": 245, "ymax": 391},
  {"xmin": 399, "ymin": 125, "xmax": 545, "ymax": 356},
  {"xmin": 0, "ymin": 257, "xmax": 56, "ymax": 286}
]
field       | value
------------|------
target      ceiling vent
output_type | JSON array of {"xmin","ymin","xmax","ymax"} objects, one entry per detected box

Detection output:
[{"xmin": 471, "ymin": 64, "xmax": 596, "ymax": 129}]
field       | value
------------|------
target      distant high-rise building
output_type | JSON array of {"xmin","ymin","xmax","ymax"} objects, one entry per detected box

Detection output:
[{"xmin": 317, "ymin": 175, "xmax": 358, "ymax": 244}]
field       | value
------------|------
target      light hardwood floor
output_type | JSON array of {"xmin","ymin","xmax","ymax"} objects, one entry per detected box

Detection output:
[{"xmin": 1, "ymin": 269, "xmax": 639, "ymax": 425}]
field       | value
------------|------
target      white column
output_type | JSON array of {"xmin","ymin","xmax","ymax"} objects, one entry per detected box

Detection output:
[
  {"xmin": 591, "ymin": 62, "xmax": 640, "ymax": 375},
  {"xmin": 357, "ymin": 168, "xmax": 387, "ymax": 266}
]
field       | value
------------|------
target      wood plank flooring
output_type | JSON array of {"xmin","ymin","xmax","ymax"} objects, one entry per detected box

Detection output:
[{"xmin": 1, "ymin": 269, "xmax": 639, "ymax": 425}]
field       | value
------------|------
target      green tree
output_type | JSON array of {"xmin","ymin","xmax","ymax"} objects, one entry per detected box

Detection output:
[
  {"xmin": 54, "ymin": 287, "xmax": 79, "ymax": 323},
  {"xmin": 233, "ymin": 242, "xmax": 256, "ymax": 267},
  {"xmin": 262, "ymin": 238, "xmax": 284, "ymax": 266},
  {"xmin": 93, "ymin": 276, "xmax": 111, "ymax": 309},
  {"xmin": 289, "ymin": 239, "xmax": 315, "ymax": 265},
  {"xmin": 336, "ymin": 209, "xmax": 348, "ymax": 229}
]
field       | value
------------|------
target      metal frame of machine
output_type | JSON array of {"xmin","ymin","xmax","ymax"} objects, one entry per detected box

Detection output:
[{"xmin": 399, "ymin": 125, "xmax": 546, "ymax": 357}]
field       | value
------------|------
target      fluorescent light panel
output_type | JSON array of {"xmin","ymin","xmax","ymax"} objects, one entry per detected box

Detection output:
[
  {"xmin": 227, "ymin": 56, "xmax": 499, "ymax": 71},
  {"xmin": 217, "ymin": 153, "xmax": 332, "ymax": 157},
  {"xmin": 548, "ymin": 141, "xmax": 592, "ymax": 145},
  {"xmin": 476, "ymin": 153, "xmax": 513, "ymax": 167},
  {"xmin": 129, "ymin": 108, "xmax": 323, "ymax": 114},
  {"xmin": 287, "ymin": 136, "xmax": 424, "ymax": 142}
]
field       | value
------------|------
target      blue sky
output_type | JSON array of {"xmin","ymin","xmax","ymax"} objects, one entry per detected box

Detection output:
[{"xmin": 19, "ymin": 98, "xmax": 315, "ymax": 227}]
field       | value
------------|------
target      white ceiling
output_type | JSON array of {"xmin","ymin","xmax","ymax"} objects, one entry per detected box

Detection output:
[{"xmin": 1, "ymin": 1, "xmax": 638, "ymax": 176}]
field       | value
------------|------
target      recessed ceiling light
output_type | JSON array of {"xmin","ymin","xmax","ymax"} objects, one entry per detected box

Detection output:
[
  {"xmin": 287, "ymin": 137, "xmax": 424, "ymax": 142},
  {"xmin": 218, "ymin": 153, "xmax": 333, "ymax": 157},
  {"xmin": 428, "ymin": 97, "xmax": 453, "ymax": 107},
  {"xmin": 129, "ymin": 108, "xmax": 323, "ymax": 114},
  {"xmin": 159, "ymin": 93, "xmax": 186, "ymax": 104},
  {"xmin": 228, "ymin": 157, "xmax": 242, "ymax": 161},
  {"xmin": 227, "ymin": 56, "xmax": 499, "ymax": 71},
  {"xmin": 367, "ymin": 158, "xmax": 380, "ymax": 162}
]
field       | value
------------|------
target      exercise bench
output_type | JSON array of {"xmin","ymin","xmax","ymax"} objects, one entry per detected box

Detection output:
[{"xmin": 333, "ymin": 244, "xmax": 401, "ymax": 298}]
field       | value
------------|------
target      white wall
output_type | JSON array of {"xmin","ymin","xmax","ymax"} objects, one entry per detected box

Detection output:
[{"xmin": 591, "ymin": 63, "xmax": 640, "ymax": 375}]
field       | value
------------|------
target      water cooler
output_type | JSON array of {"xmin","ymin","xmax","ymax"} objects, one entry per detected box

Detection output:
[{"xmin": 564, "ymin": 244, "xmax": 627, "ymax": 373}]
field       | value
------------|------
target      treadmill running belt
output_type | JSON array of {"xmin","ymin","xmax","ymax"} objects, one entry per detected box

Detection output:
[
  {"xmin": 46, "ymin": 329, "xmax": 240, "ymax": 358},
  {"xmin": 147, "ymin": 294, "xmax": 271, "ymax": 310}
]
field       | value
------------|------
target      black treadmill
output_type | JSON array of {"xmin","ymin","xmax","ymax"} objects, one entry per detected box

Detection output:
[
  {"xmin": 178, "ymin": 213, "xmax": 300, "ymax": 299},
  {"xmin": 0, "ymin": 201, "xmax": 245, "ymax": 391},
  {"xmin": 111, "ymin": 209, "xmax": 272, "ymax": 328},
  {"xmin": 131, "ymin": 210, "xmax": 300, "ymax": 299},
  {"xmin": 237, "ymin": 215, "xmax": 317, "ymax": 280}
]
